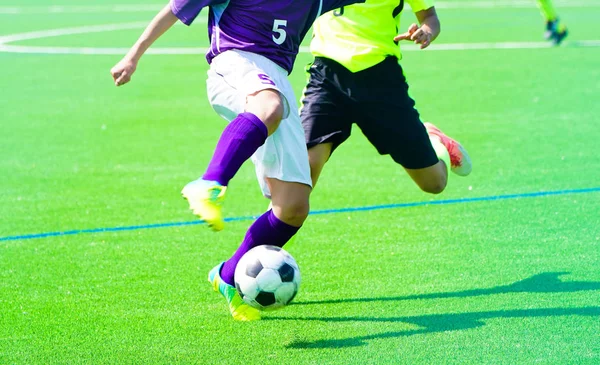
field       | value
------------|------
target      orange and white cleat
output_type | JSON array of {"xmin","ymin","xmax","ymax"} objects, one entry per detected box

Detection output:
[{"xmin": 425, "ymin": 122, "xmax": 472, "ymax": 177}]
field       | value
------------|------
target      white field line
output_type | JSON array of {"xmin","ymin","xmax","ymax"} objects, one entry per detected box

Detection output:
[
  {"xmin": 2, "ymin": 42, "xmax": 600, "ymax": 55},
  {"xmin": 0, "ymin": 45, "xmax": 207, "ymax": 55},
  {"xmin": 434, "ymin": 0, "xmax": 600, "ymax": 8},
  {"xmin": 0, "ymin": 22, "xmax": 148, "ymax": 44},
  {"xmin": 1, "ymin": 1, "xmax": 599, "ymax": 14},
  {"xmin": 0, "ymin": 5, "xmax": 163, "ymax": 14},
  {"xmin": 0, "ymin": 22, "xmax": 599, "ymax": 55},
  {"xmin": 0, "ymin": 7, "xmax": 19, "ymax": 14},
  {"xmin": 424, "ymin": 40, "xmax": 600, "ymax": 50}
]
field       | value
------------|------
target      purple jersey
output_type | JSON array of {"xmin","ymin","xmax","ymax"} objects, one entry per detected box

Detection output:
[{"xmin": 170, "ymin": 0, "xmax": 365, "ymax": 74}]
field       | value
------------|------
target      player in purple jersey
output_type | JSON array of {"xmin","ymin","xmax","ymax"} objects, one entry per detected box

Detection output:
[{"xmin": 110, "ymin": 0, "xmax": 363, "ymax": 321}]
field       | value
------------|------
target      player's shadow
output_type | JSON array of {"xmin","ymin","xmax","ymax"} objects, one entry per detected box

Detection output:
[
  {"xmin": 291, "ymin": 272, "xmax": 600, "ymax": 305},
  {"xmin": 266, "ymin": 272, "xmax": 600, "ymax": 348},
  {"xmin": 272, "ymin": 306, "xmax": 600, "ymax": 349}
]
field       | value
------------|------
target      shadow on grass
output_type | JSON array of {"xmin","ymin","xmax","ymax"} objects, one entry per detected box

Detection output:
[
  {"xmin": 268, "ymin": 273, "xmax": 600, "ymax": 348},
  {"xmin": 292, "ymin": 272, "xmax": 600, "ymax": 305},
  {"xmin": 271, "ymin": 307, "xmax": 600, "ymax": 348}
]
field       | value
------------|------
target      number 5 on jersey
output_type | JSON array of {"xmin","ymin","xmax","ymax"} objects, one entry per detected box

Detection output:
[{"xmin": 272, "ymin": 19, "xmax": 287, "ymax": 45}]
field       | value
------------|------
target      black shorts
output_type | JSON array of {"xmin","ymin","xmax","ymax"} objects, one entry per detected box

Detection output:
[{"xmin": 300, "ymin": 56, "xmax": 439, "ymax": 169}]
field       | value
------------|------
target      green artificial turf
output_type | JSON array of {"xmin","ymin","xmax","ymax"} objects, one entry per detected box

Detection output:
[{"xmin": 1, "ymin": 1, "xmax": 599, "ymax": 364}]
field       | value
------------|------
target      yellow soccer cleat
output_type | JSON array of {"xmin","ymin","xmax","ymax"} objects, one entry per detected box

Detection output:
[
  {"xmin": 181, "ymin": 179, "xmax": 227, "ymax": 231},
  {"xmin": 208, "ymin": 263, "xmax": 261, "ymax": 321}
]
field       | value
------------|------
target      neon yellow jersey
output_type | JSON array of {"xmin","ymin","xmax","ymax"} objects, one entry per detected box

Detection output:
[{"xmin": 311, "ymin": 0, "xmax": 434, "ymax": 72}]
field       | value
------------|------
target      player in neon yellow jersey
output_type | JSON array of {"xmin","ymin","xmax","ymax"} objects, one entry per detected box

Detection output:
[
  {"xmin": 301, "ymin": 1, "xmax": 471, "ymax": 196},
  {"xmin": 535, "ymin": 0, "xmax": 568, "ymax": 45}
]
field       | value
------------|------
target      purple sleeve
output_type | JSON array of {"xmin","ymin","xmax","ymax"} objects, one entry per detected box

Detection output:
[
  {"xmin": 170, "ymin": 0, "xmax": 225, "ymax": 25},
  {"xmin": 321, "ymin": 0, "xmax": 366, "ymax": 14}
]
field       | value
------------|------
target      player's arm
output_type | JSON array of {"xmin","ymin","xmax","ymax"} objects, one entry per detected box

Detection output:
[
  {"xmin": 111, "ymin": 4, "xmax": 178, "ymax": 86},
  {"xmin": 394, "ymin": 7, "xmax": 440, "ymax": 49}
]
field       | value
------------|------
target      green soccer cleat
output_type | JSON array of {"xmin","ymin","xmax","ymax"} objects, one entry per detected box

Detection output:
[
  {"xmin": 208, "ymin": 263, "xmax": 261, "ymax": 321},
  {"xmin": 425, "ymin": 122, "xmax": 472, "ymax": 177},
  {"xmin": 544, "ymin": 20, "xmax": 555, "ymax": 41},
  {"xmin": 552, "ymin": 27, "xmax": 568, "ymax": 46},
  {"xmin": 181, "ymin": 179, "xmax": 227, "ymax": 231},
  {"xmin": 544, "ymin": 20, "xmax": 568, "ymax": 46}
]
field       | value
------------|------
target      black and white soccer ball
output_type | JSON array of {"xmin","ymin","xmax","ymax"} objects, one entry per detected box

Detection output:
[{"xmin": 234, "ymin": 245, "xmax": 301, "ymax": 311}]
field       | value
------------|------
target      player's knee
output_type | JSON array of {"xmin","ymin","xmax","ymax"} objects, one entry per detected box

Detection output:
[
  {"xmin": 258, "ymin": 91, "xmax": 284, "ymax": 128},
  {"xmin": 419, "ymin": 178, "xmax": 447, "ymax": 194},
  {"xmin": 277, "ymin": 199, "xmax": 309, "ymax": 226},
  {"xmin": 246, "ymin": 89, "xmax": 284, "ymax": 134}
]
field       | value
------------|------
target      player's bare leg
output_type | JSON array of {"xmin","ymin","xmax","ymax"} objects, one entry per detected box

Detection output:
[
  {"xmin": 219, "ymin": 179, "xmax": 308, "ymax": 286},
  {"xmin": 267, "ymin": 179, "xmax": 311, "ymax": 228},
  {"xmin": 405, "ymin": 123, "xmax": 471, "ymax": 194},
  {"xmin": 405, "ymin": 163, "xmax": 448, "ymax": 194},
  {"xmin": 246, "ymin": 89, "xmax": 284, "ymax": 135},
  {"xmin": 308, "ymin": 143, "xmax": 333, "ymax": 188}
]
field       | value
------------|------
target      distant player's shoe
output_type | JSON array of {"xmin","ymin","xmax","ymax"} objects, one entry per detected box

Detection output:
[
  {"xmin": 552, "ymin": 27, "xmax": 568, "ymax": 46},
  {"xmin": 181, "ymin": 179, "xmax": 227, "ymax": 231},
  {"xmin": 544, "ymin": 19, "xmax": 568, "ymax": 45},
  {"xmin": 208, "ymin": 263, "xmax": 261, "ymax": 321},
  {"xmin": 425, "ymin": 122, "xmax": 472, "ymax": 176},
  {"xmin": 544, "ymin": 20, "xmax": 555, "ymax": 40}
]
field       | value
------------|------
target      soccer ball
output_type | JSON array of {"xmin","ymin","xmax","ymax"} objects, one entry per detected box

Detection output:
[{"xmin": 234, "ymin": 245, "xmax": 301, "ymax": 311}]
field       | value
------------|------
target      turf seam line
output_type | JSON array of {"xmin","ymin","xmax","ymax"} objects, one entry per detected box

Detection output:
[{"xmin": 2, "ymin": 187, "xmax": 599, "ymax": 242}]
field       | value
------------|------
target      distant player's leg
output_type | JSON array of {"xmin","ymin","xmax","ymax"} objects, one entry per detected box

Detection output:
[
  {"xmin": 182, "ymin": 52, "xmax": 285, "ymax": 231},
  {"xmin": 535, "ymin": 0, "xmax": 567, "ymax": 44}
]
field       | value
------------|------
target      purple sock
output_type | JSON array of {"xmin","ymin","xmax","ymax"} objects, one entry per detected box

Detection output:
[
  {"xmin": 220, "ymin": 210, "xmax": 300, "ymax": 286},
  {"xmin": 203, "ymin": 112, "xmax": 268, "ymax": 186}
]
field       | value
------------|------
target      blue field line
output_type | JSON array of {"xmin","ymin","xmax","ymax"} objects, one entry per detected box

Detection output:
[{"xmin": 2, "ymin": 187, "xmax": 599, "ymax": 242}]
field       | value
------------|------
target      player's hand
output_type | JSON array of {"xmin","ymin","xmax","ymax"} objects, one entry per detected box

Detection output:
[
  {"xmin": 394, "ymin": 23, "xmax": 433, "ymax": 49},
  {"xmin": 110, "ymin": 58, "xmax": 137, "ymax": 86}
]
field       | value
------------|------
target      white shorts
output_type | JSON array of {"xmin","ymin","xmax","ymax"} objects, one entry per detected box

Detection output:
[{"xmin": 206, "ymin": 49, "xmax": 312, "ymax": 198}]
